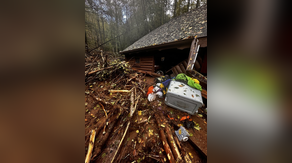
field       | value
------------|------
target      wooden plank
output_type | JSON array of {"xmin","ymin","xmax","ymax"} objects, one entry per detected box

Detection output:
[
  {"xmin": 187, "ymin": 39, "xmax": 199, "ymax": 70},
  {"xmin": 175, "ymin": 65, "xmax": 183, "ymax": 74},
  {"xmin": 139, "ymin": 65, "xmax": 154, "ymax": 68},
  {"xmin": 179, "ymin": 63, "xmax": 186, "ymax": 74},
  {"xmin": 153, "ymin": 58, "xmax": 155, "ymax": 72},
  {"xmin": 201, "ymin": 89, "xmax": 207, "ymax": 99},
  {"xmin": 137, "ymin": 67, "xmax": 153, "ymax": 71},
  {"xmin": 182, "ymin": 60, "xmax": 188, "ymax": 68},
  {"xmin": 139, "ymin": 63, "xmax": 154, "ymax": 66},
  {"xmin": 139, "ymin": 64, "xmax": 153, "ymax": 67},
  {"xmin": 198, "ymin": 37, "xmax": 207, "ymax": 47},
  {"xmin": 172, "ymin": 67, "xmax": 178, "ymax": 75},
  {"xmin": 140, "ymin": 61, "xmax": 154, "ymax": 63}
]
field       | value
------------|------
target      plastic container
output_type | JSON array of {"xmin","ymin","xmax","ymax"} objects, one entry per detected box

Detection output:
[
  {"xmin": 165, "ymin": 80, "xmax": 203, "ymax": 115},
  {"xmin": 175, "ymin": 126, "xmax": 190, "ymax": 142}
]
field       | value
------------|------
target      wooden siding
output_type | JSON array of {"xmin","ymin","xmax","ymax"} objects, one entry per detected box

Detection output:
[{"xmin": 126, "ymin": 55, "xmax": 154, "ymax": 73}]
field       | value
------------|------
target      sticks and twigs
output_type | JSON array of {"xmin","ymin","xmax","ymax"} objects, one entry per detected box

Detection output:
[
  {"xmin": 110, "ymin": 88, "xmax": 141, "ymax": 163},
  {"xmin": 85, "ymin": 130, "xmax": 96, "ymax": 163}
]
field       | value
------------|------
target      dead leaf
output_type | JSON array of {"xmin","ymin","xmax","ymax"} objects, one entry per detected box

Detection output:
[{"xmin": 189, "ymin": 152, "xmax": 193, "ymax": 158}]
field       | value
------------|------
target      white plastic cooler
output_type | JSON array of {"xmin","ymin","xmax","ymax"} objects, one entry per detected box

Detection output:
[{"xmin": 165, "ymin": 80, "xmax": 203, "ymax": 115}]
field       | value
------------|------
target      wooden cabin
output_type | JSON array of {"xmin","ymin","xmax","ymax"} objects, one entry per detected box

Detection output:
[{"xmin": 120, "ymin": 5, "xmax": 207, "ymax": 86}]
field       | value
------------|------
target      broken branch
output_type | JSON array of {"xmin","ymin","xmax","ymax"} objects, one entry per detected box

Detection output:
[
  {"xmin": 108, "ymin": 90, "xmax": 131, "ymax": 93},
  {"xmin": 85, "ymin": 130, "xmax": 96, "ymax": 163}
]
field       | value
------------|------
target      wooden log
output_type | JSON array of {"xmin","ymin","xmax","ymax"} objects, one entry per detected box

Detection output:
[
  {"xmin": 108, "ymin": 90, "xmax": 131, "ymax": 93},
  {"xmin": 110, "ymin": 89, "xmax": 140, "ymax": 163},
  {"xmin": 85, "ymin": 130, "xmax": 96, "ymax": 163},
  {"xmin": 165, "ymin": 126, "xmax": 183, "ymax": 162},
  {"xmin": 201, "ymin": 89, "xmax": 207, "ymax": 99},
  {"xmin": 93, "ymin": 113, "xmax": 120, "ymax": 159},
  {"xmin": 174, "ymin": 136, "xmax": 182, "ymax": 150},
  {"xmin": 179, "ymin": 63, "xmax": 186, "ymax": 74},
  {"xmin": 158, "ymin": 113, "xmax": 182, "ymax": 162},
  {"xmin": 172, "ymin": 67, "xmax": 179, "ymax": 75},
  {"xmin": 175, "ymin": 65, "xmax": 183, "ymax": 74},
  {"xmin": 174, "ymin": 135, "xmax": 192, "ymax": 163},
  {"xmin": 184, "ymin": 153, "xmax": 193, "ymax": 163},
  {"xmin": 182, "ymin": 60, "xmax": 188, "ymax": 68},
  {"xmin": 155, "ymin": 115, "xmax": 176, "ymax": 163},
  {"xmin": 194, "ymin": 60, "xmax": 201, "ymax": 70},
  {"xmin": 110, "ymin": 121, "xmax": 130, "ymax": 163}
]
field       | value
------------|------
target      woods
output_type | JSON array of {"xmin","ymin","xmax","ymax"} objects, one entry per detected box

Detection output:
[{"xmin": 85, "ymin": 0, "xmax": 207, "ymax": 53}]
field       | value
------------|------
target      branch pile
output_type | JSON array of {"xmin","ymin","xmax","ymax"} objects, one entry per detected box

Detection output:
[{"xmin": 85, "ymin": 50, "xmax": 131, "ymax": 84}]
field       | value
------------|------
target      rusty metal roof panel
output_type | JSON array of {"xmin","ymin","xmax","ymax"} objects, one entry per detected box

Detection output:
[{"xmin": 121, "ymin": 4, "xmax": 207, "ymax": 53}]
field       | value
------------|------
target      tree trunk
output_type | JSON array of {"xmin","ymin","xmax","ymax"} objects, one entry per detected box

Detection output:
[
  {"xmin": 196, "ymin": 0, "xmax": 200, "ymax": 8},
  {"xmin": 96, "ymin": 16, "xmax": 102, "ymax": 46},
  {"xmin": 173, "ymin": 0, "xmax": 177, "ymax": 17},
  {"xmin": 85, "ymin": 31, "xmax": 89, "ymax": 53},
  {"xmin": 187, "ymin": 0, "xmax": 191, "ymax": 12},
  {"xmin": 178, "ymin": 0, "xmax": 182, "ymax": 15}
]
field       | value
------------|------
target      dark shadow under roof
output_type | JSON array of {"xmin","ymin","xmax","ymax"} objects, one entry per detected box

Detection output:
[{"xmin": 121, "ymin": 4, "xmax": 207, "ymax": 54}]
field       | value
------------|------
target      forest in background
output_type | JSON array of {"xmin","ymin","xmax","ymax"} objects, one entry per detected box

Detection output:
[{"xmin": 85, "ymin": 0, "xmax": 206, "ymax": 54}]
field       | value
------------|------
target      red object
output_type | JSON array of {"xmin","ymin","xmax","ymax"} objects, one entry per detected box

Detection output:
[
  {"xmin": 180, "ymin": 116, "xmax": 190, "ymax": 121},
  {"xmin": 147, "ymin": 86, "xmax": 154, "ymax": 96},
  {"xmin": 168, "ymin": 115, "xmax": 174, "ymax": 120}
]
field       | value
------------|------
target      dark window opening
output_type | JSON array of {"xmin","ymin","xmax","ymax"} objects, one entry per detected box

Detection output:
[{"xmin": 135, "ymin": 57, "xmax": 140, "ymax": 63}]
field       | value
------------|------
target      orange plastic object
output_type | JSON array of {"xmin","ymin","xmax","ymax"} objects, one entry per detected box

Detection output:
[
  {"xmin": 180, "ymin": 116, "xmax": 190, "ymax": 121},
  {"xmin": 147, "ymin": 86, "xmax": 154, "ymax": 96},
  {"xmin": 168, "ymin": 114, "xmax": 174, "ymax": 120}
]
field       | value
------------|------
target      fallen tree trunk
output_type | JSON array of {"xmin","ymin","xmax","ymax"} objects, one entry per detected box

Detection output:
[
  {"xmin": 155, "ymin": 115, "xmax": 176, "ymax": 163},
  {"xmin": 92, "ymin": 113, "xmax": 121, "ymax": 159},
  {"xmin": 85, "ymin": 130, "xmax": 96, "ymax": 163}
]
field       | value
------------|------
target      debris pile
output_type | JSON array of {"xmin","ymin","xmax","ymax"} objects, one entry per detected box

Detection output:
[{"xmin": 85, "ymin": 50, "xmax": 207, "ymax": 163}]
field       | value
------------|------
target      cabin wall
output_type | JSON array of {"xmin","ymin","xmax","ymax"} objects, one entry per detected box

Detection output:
[{"xmin": 125, "ymin": 55, "xmax": 154, "ymax": 73}]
